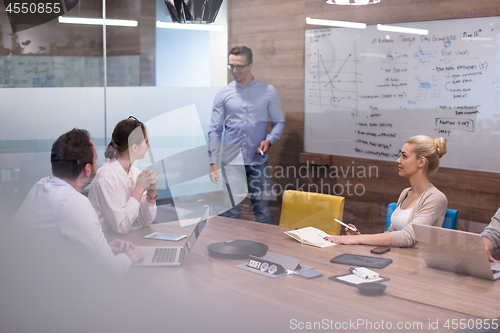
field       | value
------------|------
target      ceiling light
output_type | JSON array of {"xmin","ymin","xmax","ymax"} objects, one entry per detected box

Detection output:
[
  {"xmin": 156, "ymin": 21, "xmax": 223, "ymax": 31},
  {"xmin": 58, "ymin": 17, "xmax": 138, "ymax": 27},
  {"xmin": 377, "ymin": 24, "xmax": 428, "ymax": 35},
  {"xmin": 326, "ymin": 0, "xmax": 381, "ymax": 5},
  {"xmin": 306, "ymin": 17, "xmax": 366, "ymax": 29}
]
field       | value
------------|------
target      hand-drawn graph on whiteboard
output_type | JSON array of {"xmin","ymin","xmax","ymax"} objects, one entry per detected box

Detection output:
[
  {"xmin": 306, "ymin": 38, "xmax": 360, "ymax": 114},
  {"xmin": 304, "ymin": 17, "xmax": 500, "ymax": 173}
]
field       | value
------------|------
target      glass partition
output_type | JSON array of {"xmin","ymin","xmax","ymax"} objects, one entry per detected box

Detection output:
[
  {"xmin": 0, "ymin": 0, "xmax": 228, "ymax": 223},
  {"xmin": 0, "ymin": 0, "xmax": 105, "ymax": 222},
  {"xmin": 105, "ymin": 0, "xmax": 228, "ymax": 221}
]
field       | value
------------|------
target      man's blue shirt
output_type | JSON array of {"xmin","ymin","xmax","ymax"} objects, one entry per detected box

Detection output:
[{"xmin": 208, "ymin": 77, "xmax": 285, "ymax": 165}]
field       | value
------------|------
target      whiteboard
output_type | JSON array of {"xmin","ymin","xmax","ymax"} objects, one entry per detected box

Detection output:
[
  {"xmin": 304, "ymin": 17, "xmax": 500, "ymax": 173},
  {"xmin": 0, "ymin": 55, "xmax": 139, "ymax": 88}
]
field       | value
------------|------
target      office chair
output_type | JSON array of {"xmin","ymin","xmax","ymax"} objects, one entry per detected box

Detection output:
[
  {"xmin": 279, "ymin": 190, "xmax": 345, "ymax": 236},
  {"xmin": 442, "ymin": 208, "xmax": 458, "ymax": 230},
  {"xmin": 384, "ymin": 202, "xmax": 458, "ymax": 231},
  {"xmin": 384, "ymin": 202, "xmax": 398, "ymax": 232}
]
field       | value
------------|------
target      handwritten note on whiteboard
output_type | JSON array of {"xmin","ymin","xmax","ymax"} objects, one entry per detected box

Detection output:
[{"xmin": 304, "ymin": 17, "xmax": 500, "ymax": 172}]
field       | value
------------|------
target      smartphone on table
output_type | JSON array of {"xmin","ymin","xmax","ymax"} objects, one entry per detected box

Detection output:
[{"xmin": 370, "ymin": 246, "xmax": 391, "ymax": 254}]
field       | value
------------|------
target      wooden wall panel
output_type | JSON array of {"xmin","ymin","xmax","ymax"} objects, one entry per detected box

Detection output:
[
  {"xmin": 139, "ymin": 0, "xmax": 156, "ymax": 86},
  {"xmin": 106, "ymin": 0, "xmax": 140, "ymax": 56},
  {"xmin": 229, "ymin": 0, "xmax": 500, "ymax": 228}
]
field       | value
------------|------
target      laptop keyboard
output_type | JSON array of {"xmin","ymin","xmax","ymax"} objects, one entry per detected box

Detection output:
[{"xmin": 152, "ymin": 248, "xmax": 178, "ymax": 263}]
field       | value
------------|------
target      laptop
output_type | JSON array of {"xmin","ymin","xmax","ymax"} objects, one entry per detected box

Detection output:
[
  {"xmin": 413, "ymin": 224, "xmax": 500, "ymax": 280},
  {"xmin": 134, "ymin": 209, "xmax": 209, "ymax": 267}
]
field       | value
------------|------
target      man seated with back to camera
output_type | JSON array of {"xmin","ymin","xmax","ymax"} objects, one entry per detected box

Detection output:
[{"xmin": 13, "ymin": 128, "xmax": 144, "ymax": 276}]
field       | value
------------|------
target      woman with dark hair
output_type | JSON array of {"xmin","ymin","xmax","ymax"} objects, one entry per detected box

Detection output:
[{"xmin": 89, "ymin": 117, "xmax": 158, "ymax": 235}]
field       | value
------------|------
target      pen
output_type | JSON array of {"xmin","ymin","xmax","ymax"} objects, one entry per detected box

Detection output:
[
  {"xmin": 258, "ymin": 149, "xmax": 265, "ymax": 158},
  {"xmin": 334, "ymin": 218, "xmax": 357, "ymax": 232}
]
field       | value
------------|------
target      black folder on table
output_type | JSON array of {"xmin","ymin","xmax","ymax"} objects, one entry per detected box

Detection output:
[{"xmin": 330, "ymin": 254, "xmax": 392, "ymax": 269}]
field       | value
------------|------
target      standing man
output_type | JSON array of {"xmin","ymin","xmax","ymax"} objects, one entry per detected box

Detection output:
[
  {"xmin": 13, "ymin": 129, "xmax": 143, "ymax": 276},
  {"xmin": 208, "ymin": 46, "xmax": 285, "ymax": 224}
]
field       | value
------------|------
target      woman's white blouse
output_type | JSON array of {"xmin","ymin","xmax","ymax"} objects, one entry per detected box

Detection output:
[
  {"xmin": 89, "ymin": 159, "xmax": 157, "ymax": 234},
  {"xmin": 391, "ymin": 205, "xmax": 414, "ymax": 231}
]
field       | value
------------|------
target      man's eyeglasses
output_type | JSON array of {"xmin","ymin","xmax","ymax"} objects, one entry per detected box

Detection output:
[{"xmin": 228, "ymin": 64, "xmax": 250, "ymax": 70}]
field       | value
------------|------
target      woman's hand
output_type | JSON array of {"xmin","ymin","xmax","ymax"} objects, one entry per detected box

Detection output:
[
  {"xmin": 136, "ymin": 168, "xmax": 158, "ymax": 190},
  {"xmin": 324, "ymin": 235, "xmax": 360, "ymax": 245},
  {"xmin": 131, "ymin": 168, "xmax": 158, "ymax": 203},
  {"xmin": 346, "ymin": 224, "xmax": 361, "ymax": 235}
]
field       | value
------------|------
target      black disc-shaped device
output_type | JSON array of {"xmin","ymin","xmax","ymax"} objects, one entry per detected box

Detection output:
[
  {"xmin": 356, "ymin": 283, "xmax": 387, "ymax": 296},
  {"xmin": 207, "ymin": 239, "xmax": 268, "ymax": 259}
]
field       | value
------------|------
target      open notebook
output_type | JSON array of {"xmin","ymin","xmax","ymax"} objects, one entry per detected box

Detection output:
[{"xmin": 285, "ymin": 227, "xmax": 336, "ymax": 248}]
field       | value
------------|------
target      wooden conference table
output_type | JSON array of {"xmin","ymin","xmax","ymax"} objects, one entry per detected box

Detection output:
[{"xmin": 108, "ymin": 217, "xmax": 500, "ymax": 333}]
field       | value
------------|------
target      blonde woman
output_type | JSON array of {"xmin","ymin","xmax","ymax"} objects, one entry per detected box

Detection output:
[
  {"xmin": 325, "ymin": 135, "xmax": 448, "ymax": 247},
  {"xmin": 89, "ymin": 116, "xmax": 158, "ymax": 235}
]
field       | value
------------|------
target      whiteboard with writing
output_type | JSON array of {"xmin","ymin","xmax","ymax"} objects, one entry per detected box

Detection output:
[
  {"xmin": 0, "ymin": 55, "xmax": 139, "ymax": 88},
  {"xmin": 304, "ymin": 17, "xmax": 500, "ymax": 173}
]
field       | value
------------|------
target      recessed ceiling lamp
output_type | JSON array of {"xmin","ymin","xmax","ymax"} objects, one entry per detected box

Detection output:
[
  {"xmin": 306, "ymin": 17, "xmax": 366, "ymax": 29},
  {"xmin": 377, "ymin": 24, "xmax": 428, "ymax": 35},
  {"xmin": 58, "ymin": 17, "xmax": 138, "ymax": 27},
  {"xmin": 326, "ymin": 0, "xmax": 381, "ymax": 5}
]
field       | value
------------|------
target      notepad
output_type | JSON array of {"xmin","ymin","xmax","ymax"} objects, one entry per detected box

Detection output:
[{"xmin": 284, "ymin": 227, "xmax": 336, "ymax": 248}]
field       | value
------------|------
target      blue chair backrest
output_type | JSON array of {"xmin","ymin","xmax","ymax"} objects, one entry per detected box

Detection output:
[
  {"xmin": 384, "ymin": 202, "xmax": 397, "ymax": 231},
  {"xmin": 384, "ymin": 203, "xmax": 458, "ymax": 231},
  {"xmin": 442, "ymin": 209, "xmax": 458, "ymax": 230}
]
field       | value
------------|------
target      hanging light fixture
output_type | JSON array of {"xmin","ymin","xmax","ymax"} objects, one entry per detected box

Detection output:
[
  {"xmin": 326, "ymin": 0, "xmax": 381, "ymax": 5},
  {"xmin": 164, "ymin": 0, "xmax": 224, "ymax": 24}
]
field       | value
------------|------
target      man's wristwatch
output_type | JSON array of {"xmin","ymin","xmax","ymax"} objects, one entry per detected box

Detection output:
[{"xmin": 146, "ymin": 192, "xmax": 158, "ymax": 200}]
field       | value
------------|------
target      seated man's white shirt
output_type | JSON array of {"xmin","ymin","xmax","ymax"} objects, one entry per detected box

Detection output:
[
  {"xmin": 88, "ymin": 159, "xmax": 157, "ymax": 235},
  {"xmin": 14, "ymin": 176, "xmax": 131, "ymax": 276}
]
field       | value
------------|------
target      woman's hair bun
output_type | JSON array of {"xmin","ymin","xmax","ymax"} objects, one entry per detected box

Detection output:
[{"xmin": 434, "ymin": 137, "xmax": 447, "ymax": 158}]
